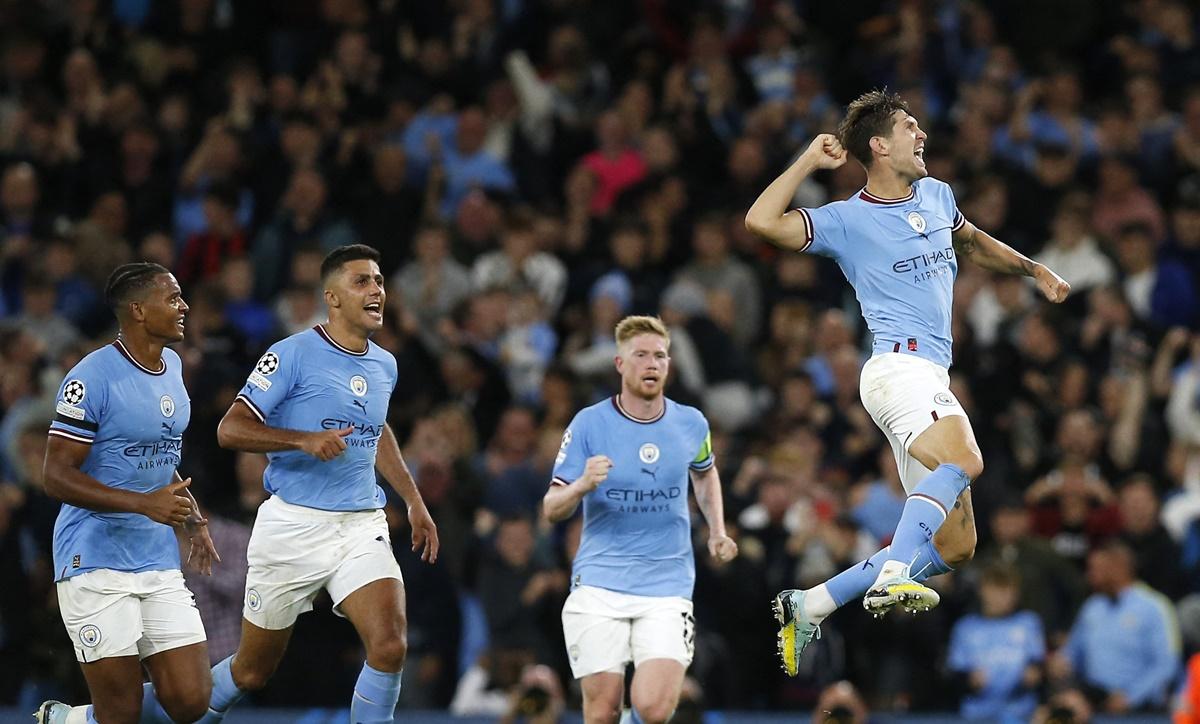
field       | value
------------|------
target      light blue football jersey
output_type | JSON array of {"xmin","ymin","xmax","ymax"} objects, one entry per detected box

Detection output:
[
  {"xmin": 235, "ymin": 325, "xmax": 397, "ymax": 511},
  {"xmin": 551, "ymin": 396, "xmax": 714, "ymax": 599},
  {"xmin": 795, "ymin": 178, "xmax": 965, "ymax": 368},
  {"xmin": 48, "ymin": 340, "xmax": 191, "ymax": 581}
]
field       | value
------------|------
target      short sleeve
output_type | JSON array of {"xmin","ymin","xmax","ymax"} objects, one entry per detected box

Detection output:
[
  {"xmin": 690, "ymin": 414, "xmax": 715, "ymax": 471},
  {"xmin": 550, "ymin": 412, "xmax": 590, "ymax": 486},
  {"xmin": 49, "ymin": 362, "xmax": 108, "ymax": 445},
  {"xmin": 791, "ymin": 204, "xmax": 846, "ymax": 257},
  {"xmin": 235, "ymin": 342, "xmax": 298, "ymax": 422},
  {"xmin": 945, "ymin": 183, "xmax": 966, "ymax": 232}
]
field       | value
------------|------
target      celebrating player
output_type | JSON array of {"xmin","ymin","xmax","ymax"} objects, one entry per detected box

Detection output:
[
  {"xmin": 745, "ymin": 90, "xmax": 1071, "ymax": 675},
  {"xmin": 140, "ymin": 244, "xmax": 439, "ymax": 723},
  {"xmin": 36, "ymin": 263, "xmax": 219, "ymax": 724},
  {"xmin": 544, "ymin": 315, "xmax": 738, "ymax": 724}
]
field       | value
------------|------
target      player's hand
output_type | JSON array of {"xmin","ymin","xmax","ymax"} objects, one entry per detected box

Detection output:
[
  {"xmin": 142, "ymin": 478, "xmax": 194, "ymax": 526},
  {"xmin": 1033, "ymin": 264, "xmax": 1071, "ymax": 303},
  {"xmin": 708, "ymin": 533, "xmax": 738, "ymax": 563},
  {"xmin": 409, "ymin": 502, "xmax": 439, "ymax": 563},
  {"xmin": 803, "ymin": 133, "xmax": 848, "ymax": 171},
  {"xmin": 578, "ymin": 455, "xmax": 613, "ymax": 493},
  {"xmin": 301, "ymin": 426, "xmax": 354, "ymax": 461},
  {"xmin": 185, "ymin": 519, "xmax": 221, "ymax": 575}
]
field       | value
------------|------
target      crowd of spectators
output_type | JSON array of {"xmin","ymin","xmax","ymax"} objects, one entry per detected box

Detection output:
[{"xmin": 1, "ymin": 0, "xmax": 1200, "ymax": 719}]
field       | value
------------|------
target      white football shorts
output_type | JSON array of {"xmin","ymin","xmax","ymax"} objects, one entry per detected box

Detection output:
[
  {"xmin": 243, "ymin": 495, "xmax": 403, "ymax": 630},
  {"xmin": 561, "ymin": 584, "xmax": 695, "ymax": 679},
  {"xmin": 859, "ymin": 352, "xmax": 970, "ymax": 493},
  {"xmin": 57, "ymin": 568, "xmax": 206, "ymax": 663}
]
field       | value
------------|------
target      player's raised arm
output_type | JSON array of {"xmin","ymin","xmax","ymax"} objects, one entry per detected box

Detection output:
[
  {"xmin": 543, "ymin": 454, "xmax": 613, "ymax": 523},
  {"xmin": 376, "ymin": 424, "xmax": 439, "ymax": 563},
  {"xmin": 43, "ymin": 435, "xmax": 193, "ymax": 525},
  {"xmin": 217, "ymin": 399, "xmax": 353, "ymax": 461},
  {"xmin": 745, "ymin": 134, "xmax": 847, "ymax": 250},
  {"xmin": 952, "ymin": 220, "xmax": 1071, "ymax": 303}
]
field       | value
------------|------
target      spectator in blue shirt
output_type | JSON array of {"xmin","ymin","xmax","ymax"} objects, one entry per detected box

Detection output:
[
  {"xmin": 947, "ymin": 563, "xmax": 1045, "ymax": 722},
  {"xmin": 433, "ymin": 106, "xmax": 516, "ymax": 218},
  {"xmin": 1050, "ymin": 539, "xmax": 1180, "ymax": 713}
]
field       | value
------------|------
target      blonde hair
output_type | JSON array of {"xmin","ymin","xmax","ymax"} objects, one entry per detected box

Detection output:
[{"xmin": 614, "ymin": 315, "xmax": 670, "ymax": 349}]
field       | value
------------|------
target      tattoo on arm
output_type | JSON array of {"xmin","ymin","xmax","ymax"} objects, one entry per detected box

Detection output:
[{"xmin": 953, "ymin": 225, "xmax": 977, "ymax": 256}]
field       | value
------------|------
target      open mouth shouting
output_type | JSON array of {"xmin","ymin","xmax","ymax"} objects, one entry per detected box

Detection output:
[{"xmin": 364, "ymin": 301, "xmax": 383, "ymax": 321}]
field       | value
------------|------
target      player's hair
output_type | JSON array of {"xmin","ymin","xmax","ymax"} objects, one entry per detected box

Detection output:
[
  {"xmin": 614, "ymin": 315, "xmax": 670, "ymax": 349},
  {"xmin": 104, "ymin": 261, "xmax": 170, "ymax": 313},
  {"xmin": 837, "ymin": 89, "xmax": 912, "ymax": 168},
  {"xmin": 320, "ymin": 244, "xmax": 382, "ymax": 281},
  {"xmin": 979, "ymin": 562, "xmax": 1021, "ymax": 590}
]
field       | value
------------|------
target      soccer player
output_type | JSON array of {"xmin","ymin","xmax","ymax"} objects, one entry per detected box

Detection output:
[
  {"xmin": 544, "ymin": 315, "xmax": 738, "ymax": 724},
  {"xmin": 141, "ymin": 244, "xmax": 439, "ymax": 723},
  {"xmin": 36, "ymin": 262, "xmax": 220, "ymax": 724},
  {"xmin": 745, "ymin": 90, "xmax": 1071, "ymax": 675}
]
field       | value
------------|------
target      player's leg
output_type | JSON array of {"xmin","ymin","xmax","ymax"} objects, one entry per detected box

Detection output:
[
  {"xmin": 857, "ymin": 358, "xmax": 978, "ymax": 607},
  {"xmin": 909, "ymin": 417, "xmax": 981, "ymax": 565},
  {"xmin": 326, "ymin": 508, "xmax": 408, "ymax": 723},
  {"xmin": 628, "ymin": 660, "xmax": 686, "ymax": 724},
  {"xmin": 138, "ymin": 570, "xmax": 211, "ymax": 723},
  {"xmin": 563, "ymin": 586, "xmax": 634, "ymax": 724},
  {"xmin": 141, "ymin": 644, "xmax": 210, "ymax": 723},
  {"xmin": 580, "ymin": 673, "xmax": 625, "ymax": 724},
  {"xmin": 338, "ymin": 578, "xmax": 408, "ymax": 723},
  {"xmin": 38, "ymin": 571, "xmax": 149, "ymax": 724},
  {"xmin": 627, "ymin": 597, "xmax": 693, "ymax": 723}
]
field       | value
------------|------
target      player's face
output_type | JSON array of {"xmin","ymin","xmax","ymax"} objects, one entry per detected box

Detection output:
[
  {"xmin": 615, "ymin": 333, "xmax": 670, "ymax": 400},
  {"xmin": 329, "ymin": 259, "xmax": 386, "ymax": 334},
  {"xmin": 137, "ymin": 273, "xmax": 189, "ymax": 343},
  {"xmin": 886, "ymin": 110, "xmax": 928, "ymax": 181}
]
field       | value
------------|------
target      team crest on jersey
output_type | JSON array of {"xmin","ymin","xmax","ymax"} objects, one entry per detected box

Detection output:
[
  {"xmin": 934, "ymin": 392, "xmax": 956, "ymax": 406},
  {"xmin": 79, "ymin": 624, "xmax": 102, "ymax": 648},
  {"xmin": 246, "ymin": 589, "xmax": 262, "ymax": 612},
  {"xmin": 63, "ymin": 379, "xmax": 86, "ymax": 405},
  {"xmin": 160, "ymin": 395, "xmax": 175, "ymax": 417},
  {"xmin": 907, "ymin": 211, "xmax": 927, "ymax": 234},
  {"xmin": 349, "ymin": 375, "xmax": 368, "ymax": 396},
  {"xmin": 255, "ymin": 352, "xmax": 280, "ymax": 376},
  {"xmin": 639, "ymin": 443, "xmax": 660, "ymax": 464}
]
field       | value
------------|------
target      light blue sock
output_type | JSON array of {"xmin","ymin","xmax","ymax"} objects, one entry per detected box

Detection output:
[
  {"xmin": 351, "ymin": 663, "xmax": 402, "ymax": 723},
  {"xmin": 630, "ymin": 708, "xmax": 645, "ymax": 723},
  {"xmin": 139, "ymin": 683, "xmax": 170, "ymax": 723},
  {"xmin": 86, "ymin": 707, "xmax": 98, "ymax": 724},
  {"xmin": 197, "ymin": 655, "xmax": 247, "ymax": 723},
  {"xmin": 826, "ymin": 540, "xmax": 953, "ymax": 608},
  {"xmin": 888, "ymin": 464, "xmax": 970, "ymax": 569}
]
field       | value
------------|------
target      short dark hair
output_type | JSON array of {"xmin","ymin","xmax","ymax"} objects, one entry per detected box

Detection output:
[
  {"xmin": 980, "ymin": 562, "xmax": 1021, "ymax": 589},
  {"xmin": 320, "ymin": 244, "xmax": 381, "ymax": 281},
  {"xmin": 104, "ymin": 262, "xmax": 170, "ymax": 312},
  {"xmin": 837, "ymin": 90, "xmax": 912, "ymax": 168}
]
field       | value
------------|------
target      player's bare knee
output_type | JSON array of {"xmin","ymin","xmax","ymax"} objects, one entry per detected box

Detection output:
[
  {"xmin": 367, "ymin": 632, "xmax": 407, "ymax": 671},
  {"xmin": 231, "ymin": 660, "xmax": 274, "ymax": 692},
  {"xmin": 161, "ymin": 691, "xmax": 210, "ymax": 724},
  {"xmin": 633, "ymin": 698, "xmax": 676, "ymax": 724},
  {"xmin": 955, "ymin": 451, "xmax": 984, "ymax": 481}
]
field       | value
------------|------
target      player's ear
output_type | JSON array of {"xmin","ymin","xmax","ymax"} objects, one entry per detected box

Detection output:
[
  {"xmin": 869, "ymin": 135, "xmax": 889, "ymax": 158},
  {"xmin": 324, "ymin": 287, "xmax": 339, "ymax": 309},
  {"xmin": 127, "ymin": 299, "xmax": 146, "ymax": 323}
]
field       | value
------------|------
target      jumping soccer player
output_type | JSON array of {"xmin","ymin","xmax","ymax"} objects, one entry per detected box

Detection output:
[
  {"xmin": 544, "ymin": 315, "xmax": 738, "ymax": 724},
  {"xmin": 37, "ymin": 262, "xmax": 219, "ymax": 724},
  {"xmin": 140, "ymin": 244, "xmax": 438, "ymax": 723},
  {"xmin": 745, "ymin": 90, "xmax": 1070, "ymax": 675}
]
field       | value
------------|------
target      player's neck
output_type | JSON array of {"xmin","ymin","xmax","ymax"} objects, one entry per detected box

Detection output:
[
  {"xmin": 116, "ymin": 330, "xmax": 166, "ymax": 371},
  {"xmin": 617, "ymin": 390, "xmax": 664, "ymax": 420},
  {"xmin": 321, "ymin": 319, "xmax": 369, "ymax": 353},
  {"xmin": 864, "ymin": 169, "xmax": 914, "ymax": 200}
]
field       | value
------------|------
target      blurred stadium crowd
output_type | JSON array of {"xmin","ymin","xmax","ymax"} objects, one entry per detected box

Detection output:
[{"xmin": 1, "ymin": 0, "xmax": 1200, "ymax": 721}]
